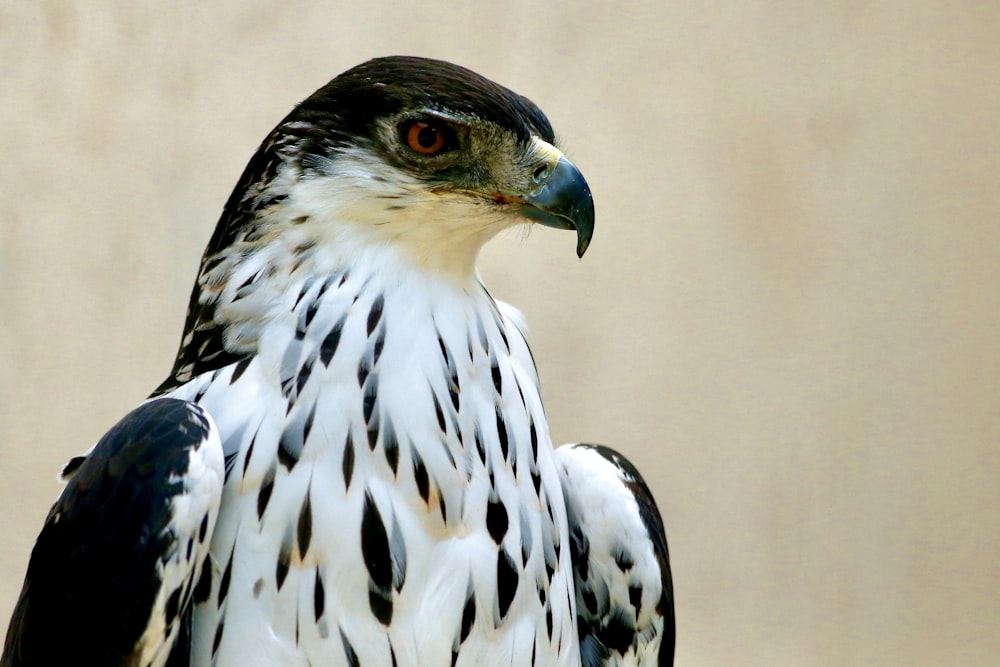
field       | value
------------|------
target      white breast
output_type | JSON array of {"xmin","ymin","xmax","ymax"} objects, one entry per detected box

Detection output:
[{"xmin": 165, "ymin": 263, "xmax": 579, "ymax": 667}]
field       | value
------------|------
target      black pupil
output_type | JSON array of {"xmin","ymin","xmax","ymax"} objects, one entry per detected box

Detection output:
[{"xmin": 417, "ymin": 125, "xmax": 439, "ymax": 148}]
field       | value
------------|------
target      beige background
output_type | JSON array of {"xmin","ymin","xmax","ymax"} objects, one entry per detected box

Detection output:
[{"xmin": 2, "ymin": 2, "xmax": 998, "ymax": 665}]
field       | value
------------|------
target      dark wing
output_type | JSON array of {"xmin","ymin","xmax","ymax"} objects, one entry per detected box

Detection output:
[
  {"xmin": 1, "ymin": 398, "xmax": 224, "ymax": 667},
  {"xmin": 555, "ymin": 443, "xmax": 675, "ymax": 667}
]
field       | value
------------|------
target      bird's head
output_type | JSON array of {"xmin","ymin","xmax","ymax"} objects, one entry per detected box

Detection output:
[
  {"xmin": 159, "ymin": 57, "xmax": 595, "ymax": 392},
  {"xmin": 202, "ymin": 56, "xmax": 594, "ymax": 285}
]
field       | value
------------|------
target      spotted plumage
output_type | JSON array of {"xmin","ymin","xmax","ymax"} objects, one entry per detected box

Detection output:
[
  {"xmin": 556, "ymin": 445, "xmax": 675, "ymax": 667},
  {"xmin": 2, "ymin": 56, "xmax": 673, "ymax": 667}
]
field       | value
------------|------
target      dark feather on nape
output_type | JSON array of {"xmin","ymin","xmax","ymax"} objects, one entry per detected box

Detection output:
[{"xmin": 154, "ymin": 312, "xmax": 248, "ymax": 396}]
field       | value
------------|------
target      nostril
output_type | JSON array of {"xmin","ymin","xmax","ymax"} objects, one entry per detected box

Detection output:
[{"xmin": 532, "ymin": 163, "xmax": 551, "ymax": 184}]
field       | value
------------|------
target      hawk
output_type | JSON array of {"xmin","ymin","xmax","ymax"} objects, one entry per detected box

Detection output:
[{"xmin": 2, "ymin": 57, "xmax": 674, "ymax": 667}]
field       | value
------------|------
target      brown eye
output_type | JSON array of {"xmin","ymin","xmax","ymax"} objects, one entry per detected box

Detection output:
[{"xmin": 404, "ymin": 120, "xmax": 448, "ymax": 155}]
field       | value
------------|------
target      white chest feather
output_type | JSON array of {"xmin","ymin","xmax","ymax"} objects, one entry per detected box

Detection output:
[{"xmin": 165, "ymin": 266, "xmax": 578, "ymax": 667}]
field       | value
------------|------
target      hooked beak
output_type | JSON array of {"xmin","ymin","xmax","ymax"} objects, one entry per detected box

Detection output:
[{"xmin": 517, "ymin": 156, "xmax": 595, "ymax": 258}]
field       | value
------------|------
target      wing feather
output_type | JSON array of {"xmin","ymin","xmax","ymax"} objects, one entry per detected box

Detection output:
[
  {"xmin": 555, "ymin": 443, "xmax": 675, "ymax": 667},
  {"xmin": 1, "ymin": 398, "xmax": 223, "ymax": 667}
]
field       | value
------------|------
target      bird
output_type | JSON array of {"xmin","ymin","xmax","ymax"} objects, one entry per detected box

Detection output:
[{"xmin": 2, "ymin": 56, "xmax": 674, "ymax": 667}]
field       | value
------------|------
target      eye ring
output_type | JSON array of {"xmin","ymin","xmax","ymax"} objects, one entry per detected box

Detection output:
[{"xmin": 402, "ymin": 120, "xmax": 450, "ymax": 156}]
